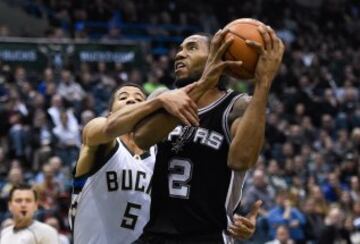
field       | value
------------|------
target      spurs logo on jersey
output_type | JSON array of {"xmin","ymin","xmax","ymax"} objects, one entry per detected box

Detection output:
[
  {"xmin": 69, "ymin": 139, "xmax": 156, "ymax": 244},
  {"xmin": 169, "ymin": 126, "xmax": 224, "ymax": 152}
]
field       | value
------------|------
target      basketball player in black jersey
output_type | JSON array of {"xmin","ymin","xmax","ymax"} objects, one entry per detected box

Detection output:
[{"xmin": 133, "ymin": 20, "xmax": 285, "ymax": 243}]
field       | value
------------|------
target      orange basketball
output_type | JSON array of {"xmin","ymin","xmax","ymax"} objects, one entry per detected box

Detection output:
[{"xmin": 223, "ymin": 18, "xmax": 265, "ymax": 80}]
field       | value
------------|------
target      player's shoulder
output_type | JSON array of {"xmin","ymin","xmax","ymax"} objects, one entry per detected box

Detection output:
[
  {"xmin": 31, "ymin": 221, "xmax": 58, "ymax": 234},
  {"xmin": 0, "ymin": 225, "xmax": 13, "ymax": 236},
  {"xmin": 229, "ymin": 93, "xmax": 251, "ymax": 117},
  {"xmin": 83, "ymin": 117, "xmax": 107, "ymax": 132}
]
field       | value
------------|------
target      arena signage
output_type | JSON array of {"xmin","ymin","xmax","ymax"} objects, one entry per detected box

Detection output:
[{"xmin": 0, "ymin": 38, "xmax": 142, "ymax": 70}]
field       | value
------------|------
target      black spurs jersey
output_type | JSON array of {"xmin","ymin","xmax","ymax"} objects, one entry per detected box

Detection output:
[{"xmin": 144, "ymin": 90, "xmax": 247, "ymax": 242}]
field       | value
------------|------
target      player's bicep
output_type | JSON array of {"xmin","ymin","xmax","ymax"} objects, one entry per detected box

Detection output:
[
  {"xmin": 83, "ymin": 117, "xmax": 113, "ymax": 146},
  {"xmin": 229, "ymin": 95, "xmax": 251, "ymax": 138}
]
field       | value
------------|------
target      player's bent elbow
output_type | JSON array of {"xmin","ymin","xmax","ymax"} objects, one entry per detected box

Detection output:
[{"xmin": 227, "ymin": 154, "xmax": 253, "ymax": 172}]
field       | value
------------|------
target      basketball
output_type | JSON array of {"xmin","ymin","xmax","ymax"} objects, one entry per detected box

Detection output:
[{"xmin": 223, "ymin": 18, "xmax": 265, "ymax": 80}]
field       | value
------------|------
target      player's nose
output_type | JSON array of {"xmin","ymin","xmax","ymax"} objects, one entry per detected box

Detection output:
[
  {"xmin": 175, "ymin": 50, "xmax": 186, "ymax": 61},
  {"xmin": 126, "ymin": 99, "xmax": 136, "ymax": 105}
]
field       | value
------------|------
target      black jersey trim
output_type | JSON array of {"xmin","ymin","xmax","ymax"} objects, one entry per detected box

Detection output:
[
  {"xmin": 72, "ymin": 140, "xmax": 120, "ymax": 179},
  {"xmin": 120, "ymin": 139, "xmax": 151, "ymax": 160},
  {"xmin": 222, "ymin": 93, "xmax": 246, "ymax": 144},
  {"xmin": 72, "ymin": 177, "xmax": 88, "ymax": 194},
  {"xmin": 88, "ymin": 139, "xmax": 120, "ymax": 177},
  {"xmin": 198, "ymin": 90, "xmax": 233, "ymax": 115}
]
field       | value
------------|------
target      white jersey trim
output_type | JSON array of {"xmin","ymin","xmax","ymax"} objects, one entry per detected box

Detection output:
[
  {"xmin": 198, "ymin": 89, "xmax": 233, "ymax": 115},
  {"xmin": 223, "ymin": 170, "xmax": 248, "ymax": 244},
  {"xmin": 222, "ymin": 93, "xmax": 246, "ymax": 144}
]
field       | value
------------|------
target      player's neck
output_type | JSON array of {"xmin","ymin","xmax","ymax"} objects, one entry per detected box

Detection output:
[
  {"xmin": 197, "ymin": 87, "xmax": 226, "ymax": 109},
  {"xmin": 120, "ymin": 134, "xmax": 144, "ymax": 155},
  {"xmin": 14, "ymin": 218, "xmax": 33, "ymax": 230}
]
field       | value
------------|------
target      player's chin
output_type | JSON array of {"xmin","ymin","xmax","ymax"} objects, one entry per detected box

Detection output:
[{"xmin": 175, "ymin": 70, "xmax": 188, "ymax": 80}]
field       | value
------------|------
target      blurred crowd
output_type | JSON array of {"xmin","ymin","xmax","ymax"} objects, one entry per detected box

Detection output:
[{"xmin": 0, "ymin": 0, "xmax": 360, "ymax": 243}]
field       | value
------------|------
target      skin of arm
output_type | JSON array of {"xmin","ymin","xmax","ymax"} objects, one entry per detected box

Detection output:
[
  {"xmin": 83, "ymin": 98, "xmax": 164, "ymax": 147},
  {"xmin": 133, "ymin": 81, "xmax": 214, "ymax": 150},
  {"xmin": 75, "ymin": 97, "xmax": 168, "ymax": 177},
  {"xmin": 227, "ymin": 84, "xmax": 267, "ymax": 171},
  {"xmin": 76, "ymin": 88, "xmax": 198, "ymax": 176}
]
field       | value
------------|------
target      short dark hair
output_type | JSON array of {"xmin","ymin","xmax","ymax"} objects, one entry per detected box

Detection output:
[
  {"xmin": 107, "ymin": 83, "xmax": 146, "ymax": 112},
  {"xmin": 8, "ymin": 184, "xmax": 38, "ymax": 202},
  {"xmin": 193, "ymin": 32, "xmax": 213, "ymax": 48}
]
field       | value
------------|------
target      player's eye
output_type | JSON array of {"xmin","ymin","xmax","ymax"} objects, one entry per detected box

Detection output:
[
  {"xmin": 189, "ymin": 46, "xmax": 197, "ymax": 51},
  {"xmin": 119, "ymin": 96, "xmax": 127, "ymax": 100},
  {"xmin": 135, "ymin": 99, "xmax": 142, "ymax": 102}
]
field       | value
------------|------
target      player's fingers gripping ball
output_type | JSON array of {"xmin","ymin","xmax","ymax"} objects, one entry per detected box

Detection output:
[{"xmin": 223, "ymin": 18, "xmax": 266, "ymax": 80}]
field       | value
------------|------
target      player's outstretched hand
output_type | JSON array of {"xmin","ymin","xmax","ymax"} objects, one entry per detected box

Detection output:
[
  {"xmin": 199, "ymin": 29, "xmax": 243, "ymax": 89},
  {"xmin": 246, "ymin": 24, "xmax": 285, "ymax": 88},
  {"xmin": 228, "ymin": 200, "xmax": 262, "ymax": 240},
  {"xmin": 158, "ymin": 84, "xmax": 199, "ymax": 127}
]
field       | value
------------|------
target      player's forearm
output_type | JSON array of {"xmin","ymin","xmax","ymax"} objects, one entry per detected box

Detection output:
[
  {"xmin": 228, "ymin": 82, "xmax": 269, "ymax": 171},
  {"xmin": 104, "ymin": 98, "xmax": 163, "ymax": 137},
  {"xmin": 133, "ymin": 82, "xmax": 209, "ymax": 150},
  {"xmin": 134, "ymin": 110, "xmax": 179, "ymax": 149}
]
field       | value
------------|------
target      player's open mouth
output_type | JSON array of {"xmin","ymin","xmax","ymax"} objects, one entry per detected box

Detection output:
[
  {"xmin": 21, "ymin": 211, "xmax": 27, "ymax": 216},
  {"xmin": 175, "ymin": 62, "xmax": 186, "ymax": 71}
]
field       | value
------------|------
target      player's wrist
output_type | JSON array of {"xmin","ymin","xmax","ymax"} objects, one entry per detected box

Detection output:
[
  {"xmin": 254, "ymin": 78, "xmax": 271, "ymax": 94},
  {"xmin": 151, "ymin": 95, "xmax": 166, "ymax": 109}
]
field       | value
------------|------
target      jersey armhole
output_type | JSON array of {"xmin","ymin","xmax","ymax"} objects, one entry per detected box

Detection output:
[
  {"xmin": 72, "ymin": 140, "xmax": 120, "ymax": 193},
  {"xmin": 222, "ymin": 93, "xmax": 245, "ymax": 144},
  {"xmin": 72, "ymin": 140, "xmax": 120, "ymax": 178},
  {"xmin": 88, "ymin": 139, "xmax": 120, "ymax": 176}
]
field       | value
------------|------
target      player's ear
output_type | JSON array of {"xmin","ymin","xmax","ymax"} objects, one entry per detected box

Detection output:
[{"xmin": 8, "ymin": 202, "xmax": 12, "ymax": 213}]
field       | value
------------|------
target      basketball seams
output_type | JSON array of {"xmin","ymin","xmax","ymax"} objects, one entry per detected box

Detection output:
[{"xmin": 223, "ymin": 20, "xmax": 264, "ymax": 79}]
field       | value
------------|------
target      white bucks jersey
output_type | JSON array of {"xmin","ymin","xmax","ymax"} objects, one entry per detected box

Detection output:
[{"xmin": 69, "ymin": 139, "xmax": 156, "ymax": 244}]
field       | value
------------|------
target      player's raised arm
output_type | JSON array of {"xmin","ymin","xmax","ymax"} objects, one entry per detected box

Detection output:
[
  {"xmin": 227, "ymin": 25, "xmax": 285, "ymax": 171},
  {"xmin": 134, "ymin": 29, "xmax": 243, "ymax": 150},
  {"xmin": 82, "ymin": 86, "xmax": 198, "ymax": 147}
]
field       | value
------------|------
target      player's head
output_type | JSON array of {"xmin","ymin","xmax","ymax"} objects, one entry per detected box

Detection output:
[
  {"xmin": 108, "ymin": 83, "xmax": 146, "ymax": 113},
  {"xmin": 174, "ymin": 33, "xmax": 212, "ymax": 88},
  {"xmin": 8, "ymin": 184, "xmax": 38, "ymax": 224}
]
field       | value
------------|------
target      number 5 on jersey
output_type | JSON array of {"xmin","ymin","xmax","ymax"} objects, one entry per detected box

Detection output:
[
  {"xmin": 168, "ymin": 158, "xmax": 193, "ymax": 199},
  {"xmin": 121, "ymin": 202, "xmax": 141, "ymax": 230}
]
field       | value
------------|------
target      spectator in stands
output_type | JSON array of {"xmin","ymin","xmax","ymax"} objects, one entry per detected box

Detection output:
[
  {"xmin": 302, "ymin": 197, "xmax": 324, "ymax": 242},
  {"xmin": 57, "ymin": 69, "xmax": 85, "ymax": 109},
  {"xmin": 242, "ymin": 169, "xmax": 276, "ymax": 215},
  {"xmin": 267, "ymin": 190, "xmax": 306, "ymax": 243},
  {"xmin": 52, "ymin": 111, "xmax": 80, "ymax": 166},
  {"xmin": 0, "ymin": 184, "xmax": 59, "ymax": 244},
  {"xmin": 45, "ymin": 216, "xmax": 70, "ymax": 244},
  {"xmin": 318, "ymin": 206, "xmax": 351, "ymax": 244},
  {"xmin": 0, "ymin": 167, "xmax": 23, "ymax": 199},
  {"xmin": 33, "ymin": 164, "xmax": 61, "ymax": 218},
  {"xmin": 265, "ymin": 225, "xmax": 294, "ymax": 244},
  {"xmin": 321, "ymin": 172, "xmax": 346, "ymax": 203}
]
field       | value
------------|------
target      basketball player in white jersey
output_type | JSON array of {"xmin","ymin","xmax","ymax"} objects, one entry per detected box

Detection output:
[
  {"xmin": 0, "ymin": 184, "xmax": 59, "ymax": 244},
  {"xmin": 69, "ymin": 83, "xmax": 200, "ymax": 244}
]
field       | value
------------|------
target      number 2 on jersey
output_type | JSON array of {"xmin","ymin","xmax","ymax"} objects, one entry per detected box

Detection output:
[
  {"xmin": 168, "ymin": 158, "xmax": 193, "ymax": 199},
  {"xmin": 121, "ymin": 202, "xmax": 141, "ymax": 230}
]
